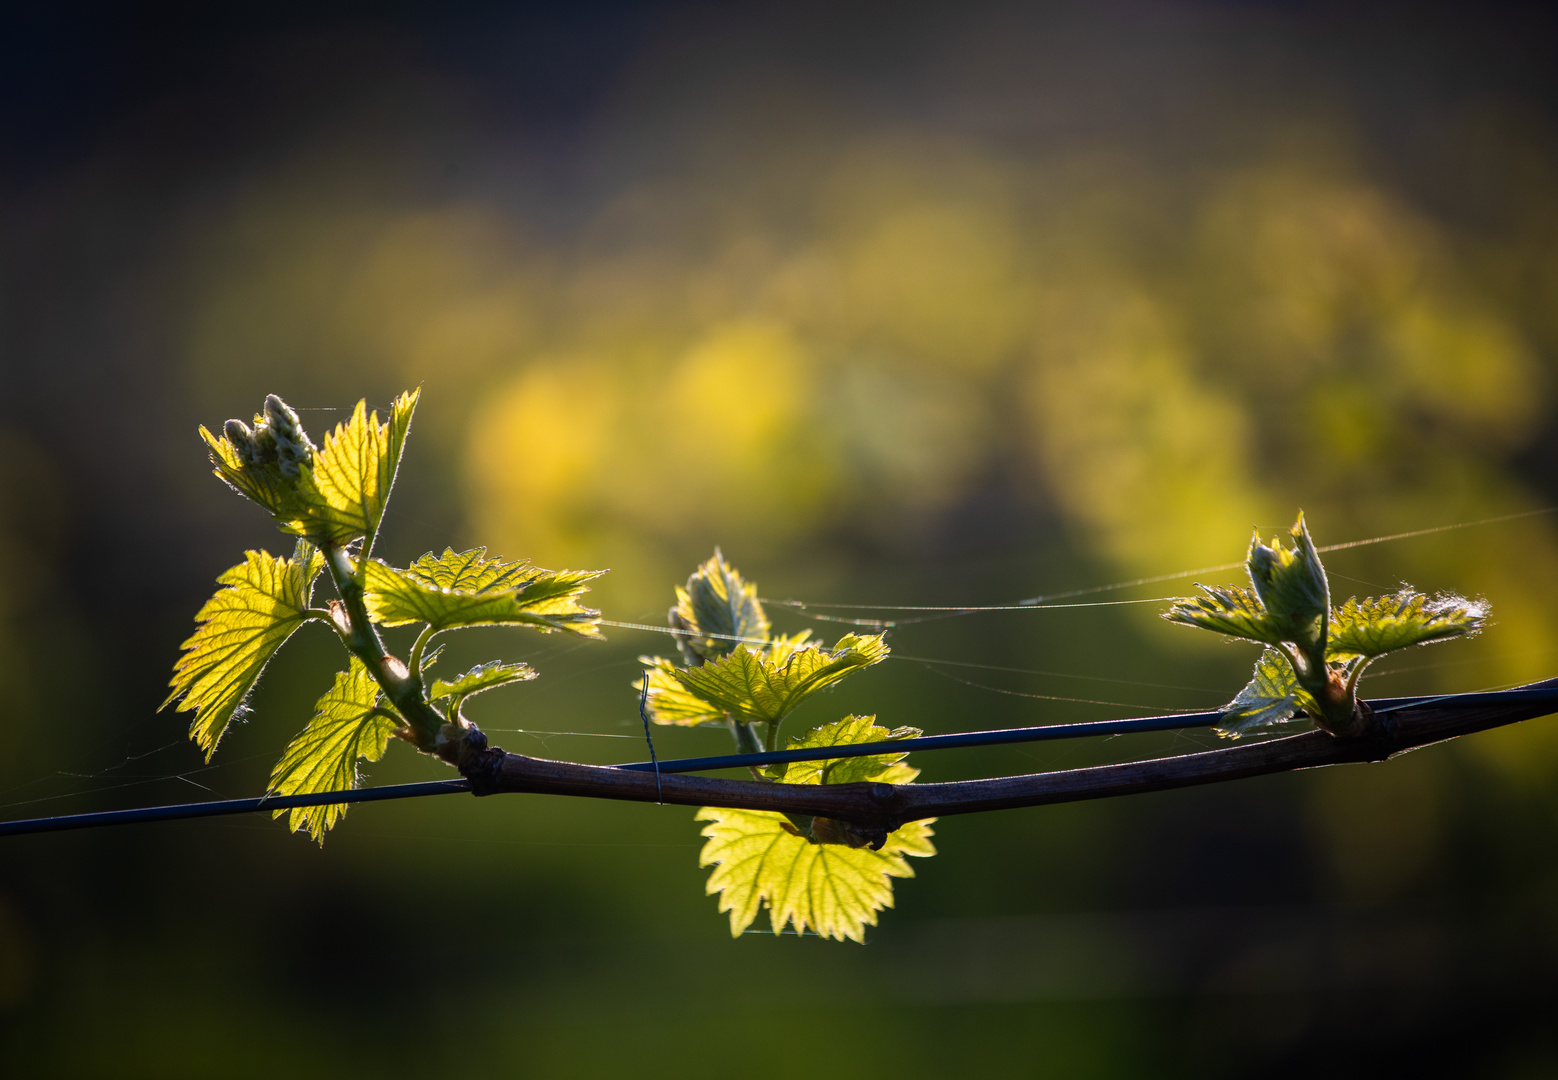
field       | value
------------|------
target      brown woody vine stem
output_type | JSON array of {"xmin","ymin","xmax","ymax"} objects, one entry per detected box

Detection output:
[{"xmin": 461, "ymin": 678, "xmax": 1558, "ymax": 847}]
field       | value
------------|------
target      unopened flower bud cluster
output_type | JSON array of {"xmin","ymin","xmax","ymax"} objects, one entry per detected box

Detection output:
[{"xmin": 224, "ymin": 394, "xmax": 317, "ymax": 479}]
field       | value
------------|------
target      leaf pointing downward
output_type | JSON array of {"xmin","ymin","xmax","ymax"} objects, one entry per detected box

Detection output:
[
  {"xmin": 1216, "ymin": 648, "xmax": 1312, "ymax": 738},
  {"xmin": 697, "ymin": 716, "xmax": 935, "ymax": 942},
  {"xmin": 268, "ymin": 659, "xmax": 402, "ymax": 843},
  {"xmin": 164, "ymin": 540, "xmax": 324, "ymax": 760}
]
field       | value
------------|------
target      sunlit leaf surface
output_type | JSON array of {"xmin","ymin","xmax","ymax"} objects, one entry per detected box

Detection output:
[
  {"xmin": 1217, "ymin": 647, "xmax": 1309, "ymax": 738},
  {"xmin": 668, "ymin": 549, "xmax": 770, "ymax": 665},
  {"xmin": 1164, "ymin": 585, "xmax": 1283, "ymax": 645},
  {"xmin": 762, "ymin": 714, "xmax": 921, "ymax": 785},
  {"xmin": 1328, "ymin": 590, "xmax": 1488, "ymax": 660},
  {"xmin": 268, "ymin": 658, "xmax": 401, "ymax": 842},
  {"xmin": 697, "ymin": 716, "xmax": 935, "ymax": 941},
  {"xmin": 200, "ymin": 423, "xmax": 320, "ymax": 531},
  {"xmin": 164, "ymin": 540, "xmax": 324, "ymax": 759},
  {"xmin": 363, "ymin": 547, "xmax": 604, "ymax": 635},
  {"xmin": 671, "ymin": 633, "xmax": 889, "ymax": 725},
  {"xmin": 429, "ymin": 659, "xmax": 537, "ymax": 714},
  {"xmin": 637, "ymin": 657, "xmax": 728, "ymax": 727},
  {"xmin": 306, "ymin": 390, "xmax": 419, "ymax": 544}
]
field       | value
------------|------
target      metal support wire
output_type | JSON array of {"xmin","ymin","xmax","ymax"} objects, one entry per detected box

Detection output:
[
  {"xmin": 7, "ymin": 685, "xmax": 1558, "ymax": 839},
  {"xmin": 0, "ymin": 779, "xmax": 472, "ymax": 838},
  {"xmin": 613, "ymin": 708, "xmax": 1223, "ymax": 774}
]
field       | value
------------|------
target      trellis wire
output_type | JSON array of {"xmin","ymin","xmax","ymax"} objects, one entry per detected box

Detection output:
[{"xmin": 8, "ymin": 685, "xmax": 1558, "ymax": 838}]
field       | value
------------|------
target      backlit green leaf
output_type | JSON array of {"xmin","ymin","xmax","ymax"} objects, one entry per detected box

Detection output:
[
  {"xmin": 395, "ymin": 544, "xmax": 537, "ymax": 591},
  {"xmin": 1163, "ymin": 585, "xmax": 1284, "ymax": 645},
  {"xmin": 164, "ymin": 540, "xmax": 324, "ymax": 760},
  {"xmin": 671, "ymin": 633, "xmax": 889, "ymax": 725},
  {"xmin": 429, "ymin": 660, "xmax": 537, "ymax": 715},
  {"xmin": 697, "ymin": 714, "xmax": 934, "ymax": 941},
  {"xmin": 363, "ymin": 548, "xmax": 605, "ymax": 635},
  {"xmin": 762, "ymin": 715, "xmax": 922, "ymax": 785},
  {"xmin": 669, "ymin": 550, "xmax": 770, "ymax": 666},
  {"xmin": 638, "ymin": 657, "xmax": 729, "ymax": 727},
  {"xmin": 268, "ymin": 658, "xmax": 402, "ymax": 843},
  {"xmin": 1328, "ymin": 590, "xmax": 1488, "ymax": 660},
  {"xmin": 696, "ymin": 810, "xmax": 935, "ymax": 941},
  {"xmin": 306, "ymin": 390, "xmax": 419, "ymax": 546},
  {"xmin": 1216, "ymin": 647, "xmax": 1312, "ymax": 738}
]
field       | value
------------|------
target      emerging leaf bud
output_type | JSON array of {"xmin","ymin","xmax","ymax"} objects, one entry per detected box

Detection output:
[
  {"xmin": 248, "ymin": 420, "xmax": 279, "ymax": 465},
  {"xmin": 224, "ymin": 419, "xmax": 259, "ymax": 465},
  {"xmin": 1246, "ymin": 514, "xmax": 1329, "ymax": 649},
  {"xmin": 263, "ymin": 394, "xmax": 316, "ymax": 479}
]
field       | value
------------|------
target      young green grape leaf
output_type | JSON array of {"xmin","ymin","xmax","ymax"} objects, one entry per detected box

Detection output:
[
  {"xmin": 696, "ymin": 809, "xmax": 935, "ymax": 941},
  {"xmin": 388, "ymin": 544, "xmax": 536, "ymax": 592},
  {"xmin": 669, "ymin": 550, "xmax": 771, "ymax": 666},
  {"xmin": 671, "ymin": 633, "xmax": 889, "ymax": 725},
  {"xmin": 762, "ymin": 715, "xmax": 922, "ymax": 785},
  {"xmin": 164, "ymin": 541, "xmax": 325, "ymax": 760},
  {"xmin": 305, "ymin": 390, "xmax": 419, "ymax": 546},
  {"xmin": 697, "ymin": 714, "xmax": 933, "ymax": 941},
  {"xmin": 1327, "ymin": 590, "xmax": 1488, "ymax": 660},
  {"xmin": 1215, "ymin": 647, "xmax": 1316, "ymax": 738},
  {"xmin": 267, "ymin": 658, "xmax": 403, "ymax": 843},
  {"xmin": 637, "ymin": 657, "xmax": 728, "ymax": 727},
  {"xmin": 363, "ymin": 548, "xmax": 605, "ymax": 636},
  {"xmin": 429, "ymin": 660, "xmax": 537, "ymax": 716},
  {"xmin": 1164, "ymin": 584, "xmax": 1284, "ymax": 645},
  {"xmin": 1245, "ymin": 514, "xmax": 1329, "ymax": 648}
]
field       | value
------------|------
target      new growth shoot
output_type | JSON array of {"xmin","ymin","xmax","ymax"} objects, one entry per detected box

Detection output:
[
  {"xmin": 1165, "ymin": 513, "xmax": 1487, "ymax": 738},
  {"xmin": 165, "ymin": 391, "xmax": 606, "ymax": 839},
  {"xmin": 638, "ymin": 551, "xmax": 935, "ymax": 940}
]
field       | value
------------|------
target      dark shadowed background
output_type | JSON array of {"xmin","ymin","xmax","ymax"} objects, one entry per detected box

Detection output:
[{"xmin": 4, "ymin": 1, "xmax": 1558, "ymax": 1075}]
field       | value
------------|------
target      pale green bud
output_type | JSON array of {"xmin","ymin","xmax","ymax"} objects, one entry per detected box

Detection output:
[{"xmin": 262, "ymin": 394, "xmax": 315, "ymax": 479}]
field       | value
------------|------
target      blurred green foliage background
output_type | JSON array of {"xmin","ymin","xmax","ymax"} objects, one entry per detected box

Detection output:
[{"xmin": 5, "ymin": 2, "xmax": 1558, "ymax": 1075}]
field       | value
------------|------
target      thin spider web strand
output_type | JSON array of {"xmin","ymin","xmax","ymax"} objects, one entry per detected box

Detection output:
[
  {"xmin": 914, "ymin": 661, "xmax": 1220, "ymax": 713},
  {"xmin": 890, "ymin": 653, "xmax": 1222, "ymax": 694},
  {"xmin": 761, "ymin": 507, "xmax": 1558, "ymax": 613}
]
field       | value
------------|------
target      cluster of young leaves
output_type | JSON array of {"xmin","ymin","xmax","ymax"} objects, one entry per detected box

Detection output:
[
  {"xmin": 639, "ymin": 552, "xmax": 934, "ymax": 940},
  {"xmin": 165, "ymin": 390, "xmax": 605, "ymax": 840},
  {"xmin": 1165, "ymin": 513, "xmax": 1487, "ymax": 737}
]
